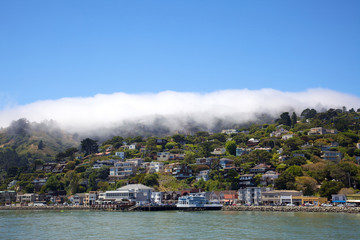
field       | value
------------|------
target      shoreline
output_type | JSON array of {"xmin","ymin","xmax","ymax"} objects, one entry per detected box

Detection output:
[
  {"xmin": 222, "ymin": 205, "xmax": 360, "ymax": 214},
  {"xmin": 1, "ymin": 205, "xmax": 360, "ymax": 214}
]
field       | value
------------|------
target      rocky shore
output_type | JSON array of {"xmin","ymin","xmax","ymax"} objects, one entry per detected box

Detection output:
[
  {"xmin": 0, "ymin": 205, "xmax": 90, "ymax": 210},
  {"xmin": 2, "ymin": 205, "xmax": 360, "ymax": 214},
  {"xmin": 223, "ymin": 205, "xmax": 360, "ymax": 214}
]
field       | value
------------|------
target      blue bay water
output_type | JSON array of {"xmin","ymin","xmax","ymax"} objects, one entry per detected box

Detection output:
[{"xmin": 1, "ymin": 210, "xmax": 360, "ymax": 240}]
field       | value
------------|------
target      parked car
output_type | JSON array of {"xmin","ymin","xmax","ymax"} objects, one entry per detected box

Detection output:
[
  {"xmin": 286, "ymin": 203, "xmax": 296, "ymax": 207},
  {"xmin": 321, "ymin": 203, "xmax": 332, "ymax": 207},
  {"xmin": 345, "ymin": 203, "xmax": 356, "ymax": 207}
]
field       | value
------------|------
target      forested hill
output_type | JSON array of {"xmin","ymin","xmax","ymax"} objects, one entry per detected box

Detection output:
[{"xmin": 0, "ymin": 119, "xmax": 79, "ymax": 172}]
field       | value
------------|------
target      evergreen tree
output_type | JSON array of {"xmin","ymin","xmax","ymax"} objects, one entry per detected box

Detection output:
[
  {"xmin": 225, "ymin": 140, "xmax": 237, "ymax": 156},
  {"xmin": 81, "ymin": 138, "xmax": 99, "ymax": 156},
  {"xmin": 277, "ymin": 112, "xmax": 291, "ymax": 126},
  {"xmin": 291, "ymin": 112, "xmax": 297, "ymax": 128},
  {"xmin": 37, "ymin": 140, "xmax": 45, "ymax": 150}
]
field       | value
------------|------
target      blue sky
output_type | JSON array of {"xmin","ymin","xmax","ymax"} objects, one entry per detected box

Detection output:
[{"xmin": 0, "ymin": 0, "xmax": 359, "ymax": 110}]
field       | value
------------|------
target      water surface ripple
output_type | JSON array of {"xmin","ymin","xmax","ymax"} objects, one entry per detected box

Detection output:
[{"xmin": 1, "ymin": 210, "xmax": 359, "ymax": 240}]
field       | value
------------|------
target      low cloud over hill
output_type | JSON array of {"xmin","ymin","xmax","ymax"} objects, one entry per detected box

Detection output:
[{"xmin": 1, "ymin": 88, "xmax": 359, "ymax": 136}]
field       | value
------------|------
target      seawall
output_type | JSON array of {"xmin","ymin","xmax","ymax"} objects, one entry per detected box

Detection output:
[{"xmin": 223, "ymin": 205, "xmax": 360, "ymax": 214}]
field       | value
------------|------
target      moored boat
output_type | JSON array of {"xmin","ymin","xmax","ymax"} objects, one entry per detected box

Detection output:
[{"xmin": 176, "ymin": 193, "xmax": 222, "ymax": 210}]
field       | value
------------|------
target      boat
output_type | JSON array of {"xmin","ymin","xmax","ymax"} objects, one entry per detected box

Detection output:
[{"xmin": 176, "ymin": 193, "xmax": 223, "ymax": 211}]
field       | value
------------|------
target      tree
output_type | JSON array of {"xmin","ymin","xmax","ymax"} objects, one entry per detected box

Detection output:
[
  {"xmin": 37, "ymin": 140, "xmax": 45, "ymax": 150},
  {"xmin": 88, "ymin": 172, "xmax": 97, "ymax": 191},
  {"xmin": 247, "ymin": 150, "xmax": 272, "ymax": 164},
  {"xmin": 285, "ymin": 156, "xmax": 307, "ymax": 166},
  {"xmin": 194, "ymin": 178, "xmax": 206, "ymax": 189},
  {"xmin": 97, "ymin": 181, "xmax": 110, "ymax": 191},
  {"xmin": 172, "ymin": 134, "xmax": 185, "ymax": 144},
  {"xmin": 142, "ymin": 174, "xmax": 159, "ymax": 187},
  {"xmin": 81, "ymin": 138, "xmax": 99, "ymax": 156},
  {"xmin": 199, "ymin": 142, "xmax": 212, "ymax": 157},
  {"xmin": 291, "ymin": 112, "xmax": 297, "ymax": 128},
  {"xmin": 44, "ymin": 175, "xmax": 60, "ymax": 192},
  {"xmin": 275, "ymin": 166, "xmax": 303, "ymax": 190},
  {"xmin": 97, "ymin": 166, "xmax": 110, "ymax": 180},
  {"xmin": 295, "ymin": 176, "xmax": 317, "ymax": 196},
  {"xmin": 319, "ymin": 180, "xmax": 344, "ymax": 199},
  {"xmin": 165, "ymin": 142, "xmax": 178, "ymax": 150},
  {"xmin": 277, "ymin": 112, "xmax": 291, "ymax": 127},
  {"xmin": 209, "ymin": 133, "xmax": 227, "ymax": 143},
  {"xmin": 225, "ymin": 140, "xmax": 237, "ymax": 156},
  {"xmin": 301, "ymin": 108, "xmax": 317, "ymax": 119}
]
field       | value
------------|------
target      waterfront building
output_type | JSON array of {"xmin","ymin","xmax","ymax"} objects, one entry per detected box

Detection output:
[
  {"xmin": 84, "ymin": 191, "xmax": 98, "ymax": 206},
  {"xmin": 331, "ymin": 194, "xmax": 346, "ymax": 204},
  {"xmin": 238, "ymin": 187, "xmax": 273, "ymax": 205},
  {"xmin": 16, "ymin": 193, "xmax": 36, "ymax": 204},
  {"xmin": 345, "ymin": 194, "xmax": 360, "ymax": 204},
  {"xmin": 151, "ymin": 192, "xmax": 163, "ymax": 204},
  {"xmin": 261, "ymin": 190, "xmax": 303, "ymax": 205},
  {"xmin": 0, "ymin": 190, "xmax": 16, "ymax": 204},
  {"xmin": 103, "ymin": 184, "xmax": 154, "ymax": 205},
  {"xmin": 292, "ymin": 196, "xmax": 327, "ymax": 206}
]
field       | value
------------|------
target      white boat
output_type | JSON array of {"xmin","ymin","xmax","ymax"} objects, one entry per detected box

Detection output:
[{"xmin": 176, "ymin": 193, "xmax": 223, "ymax": 210}]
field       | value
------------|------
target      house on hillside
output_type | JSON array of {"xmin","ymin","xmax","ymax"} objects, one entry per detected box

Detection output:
[
  {"xmin": 249, "ymin": 163, "xmax": 273, "ymax": 175},
  {"xmin": 236, "ymin": 148, "xmax": 251, "ymax": 156},
  {"xmin": 260, "ymin": 171, "xmax": 279, "ymax": 186},
  {"xmin": 239, "ymin": 174, "xmax": 255, "ymax": 188},
  {"xmin": 211, "ymin": 148, "xmax": 226, "ymax": 155},
  {"xmin": 196, "ymin": 170, "xmax": 210, "ymax": 181},
  {"xmin": 172, "ymin": 164, "xmax": 193, "ymax": 180},
  {"xmin": 321, "ymin": 151, "xmax": 342, "ymax": 162},
  {"xmin": 247, "ymin": 138, "xmax": 260, "ymax": 147},
  {"xmin": 308, "ymin": 127, "xmax": 338, "ymax": 135},
  {"xmin": 219, "ymin": 158, "xmax": 234, "ymax": 169}
]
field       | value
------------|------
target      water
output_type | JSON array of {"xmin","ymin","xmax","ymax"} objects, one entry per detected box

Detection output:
[{"xmin": 1, "ymin": 210, "xmax": 360, "ymax": 239}]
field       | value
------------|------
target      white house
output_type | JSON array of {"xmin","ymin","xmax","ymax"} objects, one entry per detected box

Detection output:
[
  {"xmin": 115, "ymin": 152, "xmax": 126, "ymax": 159},
  {"xmin": 149, "ymin": 162, "xmax": 164, "ymax": 173},
  {"xmin": 157, "ymin": 152, "xmax": 170, "ymax": 161},
  {"xmin": 129, "ymin": 144, "xmax": 137, "ymax": 150},
  {"xmin": 151, "ymin": 192, "xmax": 163, "ymax": 204}
]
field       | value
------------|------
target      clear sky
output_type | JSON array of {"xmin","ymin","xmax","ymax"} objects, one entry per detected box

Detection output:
[{"xmin": 0, "ymin": 0, "xmax": 359, "ymax": 110}]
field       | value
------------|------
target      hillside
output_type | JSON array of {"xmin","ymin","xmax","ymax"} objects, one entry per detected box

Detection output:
[
  {"xmin": 0, "ymin": 119, "xmax": 79, "ymax": 172},
  {"xmin": 1, "ymin": 108, "xmax": 360, "ymax": 200}
]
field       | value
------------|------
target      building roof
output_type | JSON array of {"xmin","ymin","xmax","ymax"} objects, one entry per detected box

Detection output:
[{"xmin": 116, "ymin": 184, "xmax": 154, "ymax": 191}]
